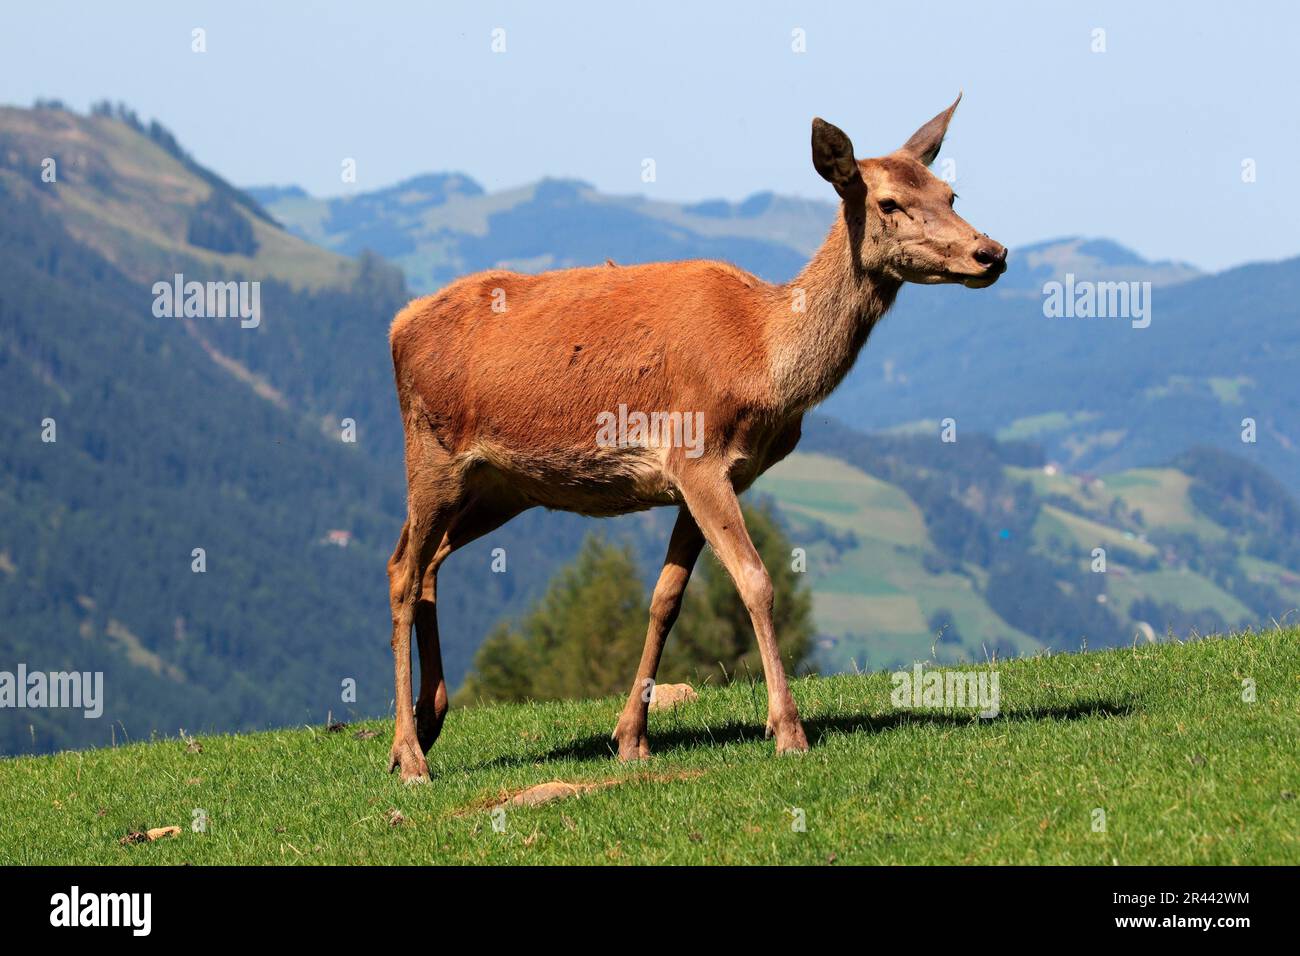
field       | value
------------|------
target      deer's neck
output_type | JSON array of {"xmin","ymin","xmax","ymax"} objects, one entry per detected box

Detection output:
[{"xmin": 765, "ymin": 210, "xmax": 900, "ymax": 413}]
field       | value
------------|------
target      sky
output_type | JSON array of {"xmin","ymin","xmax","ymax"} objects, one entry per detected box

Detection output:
[{"xmin": 2, "ymin": 0, "xmax": 1297, "ymax": 272}]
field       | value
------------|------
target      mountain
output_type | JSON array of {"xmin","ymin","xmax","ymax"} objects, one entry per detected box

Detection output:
[
  {"xmin": 0, "ymin": 104, "xmax": 675, "ymax": 755},
  {"xmin": 6, "ymin": 103, "xmax": 1297, "ymax": 755},
  {"xmin": 0, "ymin": 103, "xmax": 412, "ymax": 754},
  {"xmin": 978, "ymin": 236, "xmax": 1200, "ymax": 293},
  {"xmin": 821, "ymin": 239, "xmax": 1300, "ymax": 490},
  {"xmin": 246, "ymin": 175, "xmax": 833, "ymax": 293},
  {"xmin": 4, "ymin": 103, "xmax": 350, "ymax": 291}
]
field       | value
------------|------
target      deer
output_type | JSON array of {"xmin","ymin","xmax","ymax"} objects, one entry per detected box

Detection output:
[{"xmin": 384, "ymin": 95, "xmax": 1007, "ymax": 781}]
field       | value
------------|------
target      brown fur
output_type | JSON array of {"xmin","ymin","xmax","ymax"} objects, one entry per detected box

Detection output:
[{"xmin": 383, "ymin": 97, "xmax": 1007, "ymax": 781}]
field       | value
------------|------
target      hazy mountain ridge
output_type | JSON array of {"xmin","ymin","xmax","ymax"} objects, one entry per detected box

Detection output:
[
  {"xmin": 827, "ymin": 250, "xmax": 1300, "ymax": 487},
  {"xmin": 248, "ymin": 174, "xmax": 833, "ymax": 292}
]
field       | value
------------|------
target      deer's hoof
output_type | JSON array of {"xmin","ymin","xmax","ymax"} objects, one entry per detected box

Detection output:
[
  {"xmin": 769, "ymin": 717, "xmax": 810, "ymax": 755},
  {"xmin": 612, "ymin": 718, "xmax": 652, "ymax": 761},
  {"xmin": 616, "ymin": 735, "xmax": 652, "ymax": 762},
  {"xmin": 388, "ymin": 739, "xmax": 430, "ymax": 783}
]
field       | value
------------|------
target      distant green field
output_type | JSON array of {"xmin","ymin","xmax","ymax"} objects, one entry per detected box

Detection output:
[
  {"xmin": 1033, "ymin": 503, "xmax": 1159, "ymax": 559},
  {"xmin": 1143, "ymin": 375, "xmax": 1253, "ymax": 407},
  {"xmin": 1006, "ymin": 465, "xmax": 1240, "ymax": 621},
  {"xmin": 1012, "ymin": 463, "xmax": 1202, "ymax": 531},
  {"xmin": 996, "ymin": 410, "xmax": 1100, "ymax": 442},
  {"xmin": 759, "ymin": 453, "xmax": 926, "ymax": 549},
  {"xmin": 1103, "ymin": 469, "xmax": 1225, "ymax": 538},
  {"xmin": 759, "ymin": 451, "xmax": 1277, "ymax": 673},
  {"xmin": 1209, "ymin": 376, "xmax": 1253, "ymax": 405},
  {"xmin": 757, "ymin": 454, "xmax": 1039, "ymax": 670},
  {"xmin": 1239, "ymin": 556, "xmax": 1300, "ymax": 617},
  {"xmin": 1108, "ymin": 569, "xmax": 1254, "ymax": 625},
  {"xmin": 2, "ymin": 630, "xmax": 1294, "ymax": 865}
]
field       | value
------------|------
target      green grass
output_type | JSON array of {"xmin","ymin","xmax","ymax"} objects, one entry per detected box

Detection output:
[
  {"xmin": 1109, "ymin": 569, "xmax": 1255, "ymax": 625},
  {"xmin": 1033, "ymin": 504, "xmax": 1159, "ymax": 559},
  {"xmin": 2, "ymin": 629, "xmax": 1296, "ymax": 865},
  {"xmin": 758, "ymin": 453, "xmax": 927, "ymax": 549},
  {"xmin": 996, "ymin": 410, "xmax": 1100, "ymax": 442},
  {"xmin": 1209, "ymin": 376, "xmax": 1253, "ymax": 405}
]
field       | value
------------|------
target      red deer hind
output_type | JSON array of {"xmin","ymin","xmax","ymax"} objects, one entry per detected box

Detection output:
[{"xmin": 385, "ymin": 95, "xmax": 1007, "ymax": 781}]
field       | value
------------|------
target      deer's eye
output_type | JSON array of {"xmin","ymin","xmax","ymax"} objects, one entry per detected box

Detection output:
[
  {"xmin": 949, "ymin": 193, "xmax": 958, "ymax": 207},
  {"xmin": 878, "ymin": 199, "xmax": 900, "ymax": 215}
]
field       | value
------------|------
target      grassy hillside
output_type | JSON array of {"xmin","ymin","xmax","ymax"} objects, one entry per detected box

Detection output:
[
  {"xmin": 1, "ymin": 629, "xmax": 1294, "ymax": 865},
  {"xmin": 758, "ymin": 435, "xmax": 1300, "ymax": 672},
  {"xmin": 0, "ymin": 104, "xmax": 352, "ymax": 290},
  {"xmin": 756, "ymin": 452, "xmax": 1042, "ymax": 670}
]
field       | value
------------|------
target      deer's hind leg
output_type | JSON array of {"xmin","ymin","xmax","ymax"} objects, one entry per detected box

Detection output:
[
  {"xmin": 411, "ymin": 557, "xmax": 447, "ymax": 756},
  {"xmin": 413, "ymin": 492, "xmax": 526, "ymax": 753},
  {"xmin": 612, "ymin": 507, "xmax": 705, "ymax": 760},
  {"xmin": 388, "ymin": 454, "xmax": 462, "ymax": 783}
]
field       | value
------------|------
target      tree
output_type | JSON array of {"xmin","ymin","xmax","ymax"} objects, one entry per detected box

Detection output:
[
  {"xmin": 456, "ymin": 536, "xmax": 646, "ymax": 704},
  {"xmin": 458, "ymin": 502, "xmax": 816, "ymax": 704}
]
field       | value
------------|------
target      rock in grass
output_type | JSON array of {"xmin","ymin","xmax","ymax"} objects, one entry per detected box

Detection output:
[
  {"xmin": 508, "ymin": 782, "xmax": 585, "ymax": 807},
  {"xmin": 120, "ymin": 825, "xmax": 181, "ymax": 845},
  {"xmin": 649, "ymin": 682, "xmax": 698, "ymax": 710}
]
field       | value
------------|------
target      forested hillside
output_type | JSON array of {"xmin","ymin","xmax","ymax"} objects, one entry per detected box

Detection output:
[
  {"xmin": 0, "ymin": 104, "xmax": 759, "ymax": 754},
  {"xmin": 0, "ymin": 185, "xmax": 399, "ymax": 753},
  {"xmin": 822, "ymin": 241, "xmax": 1300, "ymax": 489}
]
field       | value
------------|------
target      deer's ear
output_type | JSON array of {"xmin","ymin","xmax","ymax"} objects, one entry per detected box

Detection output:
[
  {"xmin": 812, "ymin": 118, "xmax": 865, "ymax": 200},
  {"xmin": 900, "ymin": 93, "xmax": 962, "ymax": 166}
]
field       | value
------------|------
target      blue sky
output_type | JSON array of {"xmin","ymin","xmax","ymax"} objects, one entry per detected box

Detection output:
[{"xmin": 3, "ymin": 0, "xmax": 1296, "ymax": 271}]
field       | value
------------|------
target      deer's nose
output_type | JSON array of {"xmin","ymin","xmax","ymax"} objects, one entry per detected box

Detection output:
[{"xmin": 973, "ymin": 242, "xmax": 1007, "ymax": 269}]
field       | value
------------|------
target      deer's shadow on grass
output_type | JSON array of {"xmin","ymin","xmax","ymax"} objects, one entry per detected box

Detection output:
[{"xmin": 463, "ymin": 696, "xmax": 1137, "ymax": 773}]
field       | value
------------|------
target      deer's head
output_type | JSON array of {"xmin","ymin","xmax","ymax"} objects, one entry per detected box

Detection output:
[{"xmin": 811, "ymin": 94, "xmax": 1007, "ymax": 289}]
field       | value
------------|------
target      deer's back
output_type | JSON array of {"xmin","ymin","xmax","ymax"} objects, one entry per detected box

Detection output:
[{"xmin": 395, "ymin": 260, "xmax": 777, "ymax": 435}]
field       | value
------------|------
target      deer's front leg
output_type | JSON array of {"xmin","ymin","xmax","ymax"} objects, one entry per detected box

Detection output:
[{"xmin": 678, "ymin": 471, "xmax": 809, "ymax": 754}]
